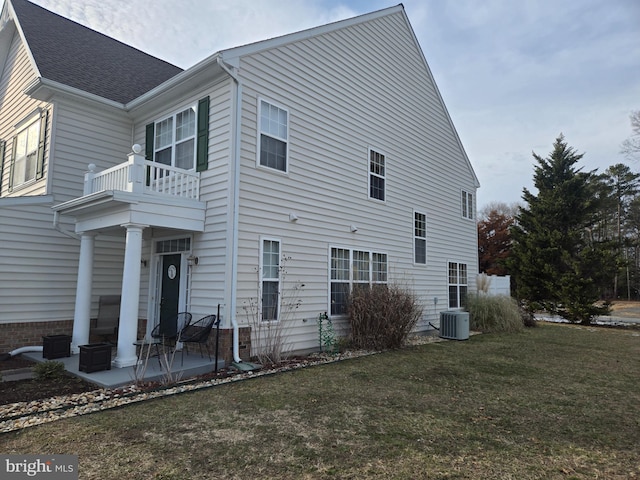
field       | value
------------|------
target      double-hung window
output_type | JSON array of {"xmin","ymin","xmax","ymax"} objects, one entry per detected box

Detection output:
[
  {"xmin": 145, "ymin": 97, "xmax": 209, "ymax": 172},
  {"xmin": 153, "ymin": 106, "xmax": 196, "ymax": 169},
  {"xmin": 8, "ymin": 110, "xmax": 47, "ymax": 191},
  {"xmin": 369, "ymin": 149, "xmax": 385, "ymax": 201},
  {"xmin": 448, "ymin": 262, "xmax": 468, "ymax": 309},
  {"xmin": 330, "ymin": 247, "xmax": 388, "ymax": 315},
  {"xmin": 414, "ymin": 211, "xmax": 427, "ymax": 264},
  {"xmin": 462, "ymin": 190, "xmax": 474, "ymax": 220},
  {"xmin": 259, "ymin": 99, "xmax": 288, "ymax": 172},
  {"xmin": 261, "ymin": 238, "xmax": 281, "ymax": 321}
]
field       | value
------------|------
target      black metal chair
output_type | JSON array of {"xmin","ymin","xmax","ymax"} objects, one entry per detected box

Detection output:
[
  {"xmin": 179, "ymin": 314, "xmax": 219, "ymax": 366},
  {"xmin": 136, "ymin": 312, "xmax": 192, "ymax": 367}
]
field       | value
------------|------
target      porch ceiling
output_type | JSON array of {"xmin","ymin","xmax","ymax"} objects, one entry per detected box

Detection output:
[{"xmin": 53, "ymin": 190, "xmax": 206, "ymax": 233}]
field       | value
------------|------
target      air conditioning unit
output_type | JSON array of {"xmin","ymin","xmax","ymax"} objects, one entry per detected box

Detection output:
[{"xmin": 439, "ymin": 311, "xmax": 469, "ymax": 340}]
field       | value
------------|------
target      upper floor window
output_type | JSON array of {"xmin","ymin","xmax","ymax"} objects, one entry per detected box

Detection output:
[
  {"xmin": 414, "ymin": 211, "xmax": 427, "ymax": 264},
  {"xmin": 369, "ymin": 149, "xmax": 385, "ymax": 201},
  {"xmin": 259, "ymin": 99, "xmax": 288, "ymax": 172},
  {"xmin": 462, "ymin": 190, "xmax": 474, "ymax": 220},
  {"xmin": 145, "ymin": 97, "xmax": 209, "ymax": 172},
  {"xmin": 8, "ymin": 110, "xmax": 47, "ymax": 191},
  {"xmin": 154, "ymin": 106, "xmax": 196, "ymax": 169},
  {"xmin": 448, "ymin": 261, "xmax": 468, "ymax": 309}
]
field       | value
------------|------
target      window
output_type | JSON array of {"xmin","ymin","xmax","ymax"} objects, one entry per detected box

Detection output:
[
  {"xmin": 9, "ymin": 111, "xmax": 47, "ymax": 190},
  {"xmin": 448, "ymin": 262, "xmax": 468, "ymax": 309},
  {"xmin": 259, "ymin": 99, "xmax": 288, "ymax": 172},
  {"xmin": 153, "ymin": 106, "xmax": 196, "ymax": 169},
  {"xmin": 414, "ymin": 211, "xmax": 426, "ymax": 264},
  {"xmin": 369, "ymin": 149, "xmax": 385, "ymax": 201},
  {"xmin": 145, "ymin": 97, "xmax": 209, "ymax": 172},
  {"xmin": 462, "ymin": 190, "xmax": 474, "ymax": 220},
  {"xmin": 330, "ymin": 247, "xmax": 388, "ymax": 315},
  {"xmin": 261, "ymin": 239, "xmax": 281, "ymax": 321}
]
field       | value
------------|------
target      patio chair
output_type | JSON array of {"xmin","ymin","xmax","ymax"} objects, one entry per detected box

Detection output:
[
  {"xmin": 136, "ymin": 312, "xmax": 192, "ymax": 367},
  {"xmin": 91, "ymin": 295, "xmax": 121, "ymax": 342},
  {"xmin": 179, "ymin": 314, "xmax": 219, "ymax": 366}
]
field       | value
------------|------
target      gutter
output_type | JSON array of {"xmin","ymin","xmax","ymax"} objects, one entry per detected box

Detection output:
[
  {"xmin": 217, "ymin": 56, "xmax": 243, "ymax": 364},
  {"xmin": 53, "ymin": 210, "xmax": 81, "ymax": 240}
]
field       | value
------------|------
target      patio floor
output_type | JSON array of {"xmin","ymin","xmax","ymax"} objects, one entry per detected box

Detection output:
[{"xmin": 23, "ymin": 347, "xmax": 225, "ymax": 389}]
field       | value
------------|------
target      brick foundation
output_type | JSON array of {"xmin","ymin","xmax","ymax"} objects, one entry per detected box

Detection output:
[
  {"xmin": 0, "ymin": 320, "xmax": 252, "ymax": 365},
  {"xmin": 0, "ymin": 319, "xmax": 149, "ymax": 354}
]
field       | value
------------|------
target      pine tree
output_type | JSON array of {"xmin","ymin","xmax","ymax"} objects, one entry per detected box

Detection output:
[{"xmin": 509, "ymin": 135, "xmax": 617, "ymax": 324}]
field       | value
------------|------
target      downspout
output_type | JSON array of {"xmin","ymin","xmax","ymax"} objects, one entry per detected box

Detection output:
[
  {"xmin": 53, "ymin": 210, "xmax": 80, "ymax": 240},
  {"xmin": 217, "ymin": 56, "xmax": 242, "ymax": 364}
]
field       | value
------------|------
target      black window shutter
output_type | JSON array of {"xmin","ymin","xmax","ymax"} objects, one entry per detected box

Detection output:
[
  {"xmin": 145, "ymin": 123, "xmax": 154, "ymax": 161},
  {"xmin": 196, "ymin": 96, "xmax": 209, "ymax": 172},
  {"xmin": 36, "ymin": 109, "xmax": 48, "ymax": 180},
  {"xmin": 0, "ymin": 140, "xmax": 5, "ymax": 193},
  {"xmin": 8, "ymin": 136, "xmax": 16, "ymax": 192}
]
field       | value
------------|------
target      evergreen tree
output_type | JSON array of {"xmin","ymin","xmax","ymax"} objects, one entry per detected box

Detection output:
[{"xmin": 509, "ymin": 135, "xmax": 617, "ymax": 324}]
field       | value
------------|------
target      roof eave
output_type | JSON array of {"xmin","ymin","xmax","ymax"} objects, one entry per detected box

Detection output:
[{"xmin": 24, "ymin": 76, "xmax": 126, "ymax": 109}]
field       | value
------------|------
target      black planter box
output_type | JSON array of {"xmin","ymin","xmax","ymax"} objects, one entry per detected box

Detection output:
[
  {"xmin": 42, "ymin": 334, "xmax": 71, "ymax": 359},
  {"xmin": 79, "ymin": 343, "xmax": 112, "ymax": 373}
]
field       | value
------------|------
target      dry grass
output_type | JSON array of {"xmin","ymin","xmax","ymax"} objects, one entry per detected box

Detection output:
[{"xmin": 2, "ymin": 323, "xmax": 639, "ymax": 479}]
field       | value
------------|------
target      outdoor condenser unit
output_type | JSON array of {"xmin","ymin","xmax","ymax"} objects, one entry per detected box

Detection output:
[{"xmin": 439, "ymin": 311, "xmax": 470, "ymax": 340}]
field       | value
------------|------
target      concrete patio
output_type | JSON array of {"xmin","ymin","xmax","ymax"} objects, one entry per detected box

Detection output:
[{"xmin": 21, "ymin": 347, "xmax": 224, "ymax": 389}]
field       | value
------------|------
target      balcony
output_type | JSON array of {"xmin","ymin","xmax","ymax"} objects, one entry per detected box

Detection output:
[
  {"xmin": 53, "ymin": 147, "xmax": 206, "ymax": 234},
  {"xmin": 84, "ymin": 151, "xmax": 200, "ymax": 200}
]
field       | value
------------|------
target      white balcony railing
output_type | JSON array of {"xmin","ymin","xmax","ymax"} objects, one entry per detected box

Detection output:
[{"xmin": 84, "ymin": 149, "xmax": 200, "ymax": 200}]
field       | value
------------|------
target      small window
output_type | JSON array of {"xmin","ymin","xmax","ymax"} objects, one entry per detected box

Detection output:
[
  {"xmin": 259, "ymin": 100, "xmax": 288, "ymax": 172},
  {"xmin": 369, "ymin": 149, "xmax": 385, "ymax": 201},
  {"xmin": 414, "ymin": 211, "xmax": 427, "ymax": 264},
  {"xmin": 448, "ymin": 262, "xmax": 468, "ymax": 309},
  {"xmin": 261, "ymin": 239, "xmax": 281, "ymax": 321},
  {"xmin": 462, "ymin": 190, "xmax": 474, "ymax": 220}
]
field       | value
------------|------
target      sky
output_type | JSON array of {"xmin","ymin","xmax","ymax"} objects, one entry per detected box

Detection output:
[{"xmin": 20, "ymin": 0, "xmax": 640, "ymax": 209}]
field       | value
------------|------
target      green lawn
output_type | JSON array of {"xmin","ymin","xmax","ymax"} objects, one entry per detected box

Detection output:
[{"xmin": 2, "ymin": 323, "xmax": 639, "ymax": 479}]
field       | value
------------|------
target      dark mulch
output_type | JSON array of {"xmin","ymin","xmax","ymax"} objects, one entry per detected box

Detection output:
[{"xmin": 0, "ymin": 355, "xmax": 97, "ymax": 406}]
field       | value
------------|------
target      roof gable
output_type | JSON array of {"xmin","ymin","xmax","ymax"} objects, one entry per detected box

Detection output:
[{"xmin": 9, "ymin": 0, "xmax": 182, "ymax": 104}]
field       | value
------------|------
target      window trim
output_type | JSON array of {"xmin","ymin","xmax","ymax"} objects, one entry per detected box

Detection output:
[
  {"xmin": 329, "ymin": 246, "xmax": 389, "ymax": 316},
  {"xmin": 260, "ymin": 236, "xmax": 282, "ymax": 322},
  {"xmin": 414, "ymin": 210, "xmax": 427, "ymax": 265},
  {"xmin": 368, "ymin": 147, "xmax": 386, "ymax": 202},
  {"xmin": 462, "ymin": 189, "xmax": 474, "ymax": 220},
  {"xmin": 257, "ymin": 97, "xmax": 289, "ymax": 174},
  {"xmin": 8, "ymin": 109, "xmax": 47, "ymax": 192}
]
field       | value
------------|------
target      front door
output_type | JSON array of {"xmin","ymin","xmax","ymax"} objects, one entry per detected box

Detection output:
[{"xmin": 159, "ymin": 253, "xmax": 181, "ymax": 336}]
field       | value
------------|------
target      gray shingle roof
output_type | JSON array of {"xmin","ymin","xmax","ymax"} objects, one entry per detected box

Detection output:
[{"xmin": 11, "ymin": 0, "xmax": 183, "ymax": 104}]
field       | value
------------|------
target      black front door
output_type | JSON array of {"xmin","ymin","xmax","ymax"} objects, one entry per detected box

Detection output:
[{"xmin": 159, "ymin": 254, "xmax": 181, "ymax": 336}]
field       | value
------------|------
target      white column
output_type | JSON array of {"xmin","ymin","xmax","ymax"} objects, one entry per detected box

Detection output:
[
  {"xmin": 112, "ymin": 223, "xmax": 147, "ymax": 368},
  {"xmin": 71, "ymin": 232, "xmax": 95, "ymax": 354}
]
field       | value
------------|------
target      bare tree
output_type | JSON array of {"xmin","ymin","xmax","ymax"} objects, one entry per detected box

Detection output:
[{"xmin": 621, "ymin": 110, "xmax": 640, "ymax": 161}]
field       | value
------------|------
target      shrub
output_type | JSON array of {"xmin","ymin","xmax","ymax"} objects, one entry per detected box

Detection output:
[
  {"xmin": 33, "ymin": 360, "xmax": 66, "ymax": 380},
  {"xmin": 466, "ymin": 294, "xmax": 524, "ymax": 333},
  {"xmin": 348, "ymin": 284, "xmax": 423, "ymax": 350}
]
